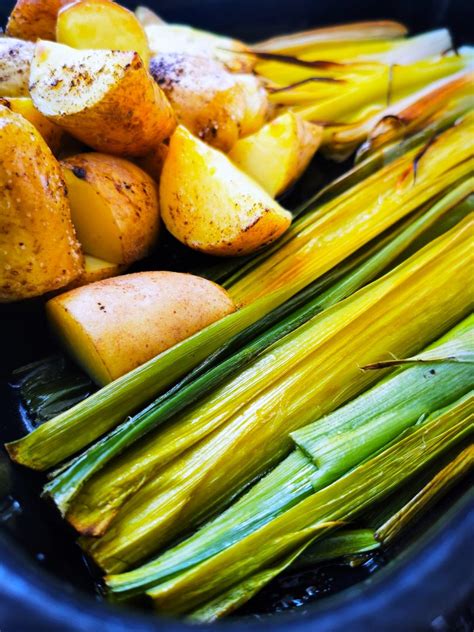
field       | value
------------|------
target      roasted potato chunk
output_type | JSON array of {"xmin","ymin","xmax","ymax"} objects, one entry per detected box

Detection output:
[
  {"xmin": 66, "ymin": 255, "xmax": 128, "ymax": 290},
  {"xmin": 160, "ymin": 125, "xmax": 292, "ymax": 257},
  {"xmin": 150, "ymin": 54, "xmax": 248, "ymax": 152},
  {"xmin": 234, "ymin": 73, "xmax": 270, "ymax": 137},
  {"xmin": 0, "ymin": 96, "xmax": 64, "ymax": 153},
  {"xmin": 56, "ymin": 0, "xmax": 151, "ymax": 67},
  {"xmin": 135, "ymin": 5, "xmax": 165, "ymax": 27},
  {"xmin": 0, "ymin": 37, "xmax": 34, "ymax": 97},
  {"xmin": 230, "ymin": 112, "xmax": 322, "ymax": 197},
  {"xmin": 47, "ymin": 271, "xmax": 236, "ymax": 384},
  {"xmin": 30, "ymin": 40, "xmax": 176, "ymax": 156},
  {"xmin": 61, "ymin": 153, "xmax": 160, "ymax": 265},
  {"xmin": 6, "ymin": 0, "xmax": 71, "ymax": 41},
  {"xmin": 146, "ymin": 23, "xmax": 255, "ymax": 73},
  {"xmin": 135, "ymin": 143, "xmax": 169, "ymax": 183},
  {"xmin": 0, "ymin": 106, "xmax": 83, "ymax": 302}
]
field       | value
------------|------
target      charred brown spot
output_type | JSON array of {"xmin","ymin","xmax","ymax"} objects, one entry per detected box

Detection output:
[{"xmin": 72, "ymin": 166, "xmax": 87, "ymax": 180}]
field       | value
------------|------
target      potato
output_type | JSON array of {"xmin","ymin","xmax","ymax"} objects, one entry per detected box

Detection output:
[
  {"xmin": 234, "ymin": 73, "xmax": 269, "ymax": 137},
  {"xmin": 229, "ymin": 112, "xmax": 322, "ymax": 197},
  {"xmin": 150, "ymin": 54, "xmax": 248, "ymax": 152},
  {"xmin": 66, "ymin": 255, "xmax": 127, "ymax": 289},
  {"xmin": 0, "ymin": 38, "xmax": 34, "ymax": 97},
  {"xmin": 145, "ymin": 24, "xmax": 256, "ymax": 73},
  {"xmin": 135, "ymin": 143, "xmax": 169, "ymax": 183},
  {"xmin": 6, "ymin": 0, "xmax": 72, "ymax": 41},
  {"xmin": 61, "ymin": 153, "xmax": 160, "ymax": 265},
  {"xmin": 135, "ymin": 5, "xmax": 166, "ymax": 27},
  {"xmin": 56, "ymin": 0, "xmax": 150, "ymax": 67},
  {"xmin": 46, "ymin": 271, "xmax": 236, "ymax": 384},
  {"xmin": 0, "ymin": 96, "xmax": 64, "ymax": 153},
  {"xmin": 0, "ymin": 106, "xmax": 83, "ymax": 302},
  {"xmin": 160, "ymin": 125, "xmax": 292, "ymax": 257},
  {"xmin": 29, "ymin": 41, "xmax": 176, "ymax": 156}
]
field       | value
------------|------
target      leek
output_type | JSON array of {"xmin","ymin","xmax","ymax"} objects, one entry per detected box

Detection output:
[
  {"xmin": 139, "ymin": 393, "xmax": 473, "ymax": 618},
  {"xmin": 375, "ymin": 444, "xmax": 474, "ymax": 544},
  {"xmin": 226, "ymin": 114, "xmax": 472, "ymax": 304},
  {"xmin": 6, "ymin": 116, "xmax": 472, "ymax": 476},
  {"xmin": 354, "ymin": 71, "xmax": 473, "ymax": 162},
  {"xmin": 252, "ymin": 21, "xmax": 408, "ymax": 55},
  {"xmin": 290, "ymin": 529, "xmax": 380, "ymax": 569},
  {"xmin": 43, "ymin": 179, "xmax": 472, "ymax": 519},
  {"xmin": 79, "ymin": 218, "xmax": 472, "ymax": 572},
  {"xmin": 102, "ymin": 314, "xmax": 474, "ymax": 595}
]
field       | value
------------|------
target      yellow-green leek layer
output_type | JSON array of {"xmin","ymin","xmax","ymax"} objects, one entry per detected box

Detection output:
[
  {"xmin": 145, "ymin": 393, "xmax": 473, "ymax": 619},
  {"xmin": 59, "ymin": 180, "xmax": 472, "ymax": 537},
  {"xmin": 102, "ymin": 315, "xmax": 474, "ymax": 598},
  {"xmin": 7, "ymin": 115, "xmax": 471, "ymax": 473},
  {"xmin": 80, "ymin": 217, "xmax": 473, "ymax": 573},
  {"xmin": 226, "ymin": 114, "xmax": 473, "ymax": 305}
]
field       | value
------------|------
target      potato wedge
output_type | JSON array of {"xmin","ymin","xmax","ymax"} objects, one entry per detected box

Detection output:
[
  {"xmin": 145, "ymin": 23, "xmax": 255, "ymax": 73},
  {"xmin": 46, "ymin": 271, "xmax": 236, "ymax": 384},
  {"xmin": 150, "ymin": 54, "xmax": 247, "ymax": 151},
  {"xmin": 6, "ymin": 0, "xmax": 71, "ymax": 41},
  {"xmin": 61, "ymin": 153, "xmax": 160, "ymax": 265},
  {"xmin": 135, "ymin": 143, "xmax": 169, "ymax": 183},
  {"xmin": 66, "ymin": 255, "xmax": 127, "ymax": 289},
  {"xmin": 234, "ymin": 73, "xmax": 269, "ymax": 137},
  {"xmin": 0, "ymin": 96, "xmax": 64, "ymax": 153},
  {"xmin": 29, "ymin": 41, "xmax": 176, "ymax": 156},
  {"xmin": 160, "ymin": 125, "xmax": 292, "ymax": 257},
  {"xmin": 57, "ymin": 0, "xmax": 150, "ymax": 67},
  {"xmin": 229, "ymin": 112, "xmax": 322, "ymax": 197},
  {"xmin": 0, "ymin": 106, "xmax": 83, "ymax": 302},
  {"xmin": 0, "ymin": 38, "xmax": 34, "ymax": 97}
]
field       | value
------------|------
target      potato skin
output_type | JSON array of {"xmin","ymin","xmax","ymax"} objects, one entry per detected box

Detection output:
[
  {"xmin": 0, "ymin": 38, "xmax": 34, "ymax": 97},
  {"xmin": 0, "ymin": 96, "xmax": 64, "ymax": 153},
  {"xmin": 30, "ymin": 42, "xmax": 176, "ymax": 156},
  {"xmin": 47, "ymin": 271, "xmax": 236, "ymax": 384},
  {"xmin": 0, "ymin": 106, "xmax": 83, "ymax": 302},
  {"xmin": 6, "ymin": 0, "xmax": 72, "ymax": 41},
  {"xmin": 150, "ymin": 54, "xmax": 245, "ymax": 152},
  {"xmin": 135, "ymin": 143, "xmax": 169, "ymax": 183},
  {"xmin": 61, "ymin": 153, "xmax": 160, "ymax": 265},
  {"xmin": 146, "ymin": 24, "xmax": 256, "ymax": 73}
]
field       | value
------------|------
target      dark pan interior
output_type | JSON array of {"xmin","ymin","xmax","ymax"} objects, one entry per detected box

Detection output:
[{"xmin": 0, "ymin": 1, "xmax": 473, "ymax": 630}]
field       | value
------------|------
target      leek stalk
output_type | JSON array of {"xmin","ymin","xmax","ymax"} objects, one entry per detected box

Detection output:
[
  {"xmin": 127, "ymin": 393, "xmax": 473, "ymax": 618},
  {"xmin": 102, "ymin": 314, "xmax": 474, "ymax": 595},
  {"xmin": 44, "ymin": 179, "xmax": 472, "ymax": 518},
  {"xmin": 6, "ymin": 116, "xmax": 472, "ymax": 479},
  {"xmin": 375, "ymin": 444, "xmax": 474, "ymax": 544},
  {"xmin": 79, "ymin": 218, "xmax": 473, "ymax": 572}
]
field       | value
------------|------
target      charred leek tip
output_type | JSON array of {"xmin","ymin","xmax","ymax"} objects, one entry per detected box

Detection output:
[
  {"xmin": 375, "ymin": 443, "xmax": 474, "ymax": 544},
  {"xmin": 290, "ymin": 528, "xmax": 380, "ymax": 570}
]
